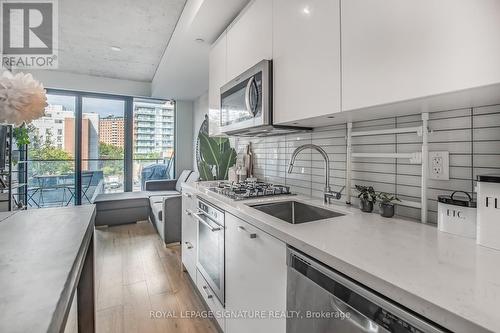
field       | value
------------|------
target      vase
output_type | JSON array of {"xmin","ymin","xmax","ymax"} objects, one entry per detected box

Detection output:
[
  {"xmin": 379, "ymin": 203, "xmax": 395, "ymax": 218},
  {"xmin": 360, "ymin": 199, "xmax": 374, "ymax": 213}
]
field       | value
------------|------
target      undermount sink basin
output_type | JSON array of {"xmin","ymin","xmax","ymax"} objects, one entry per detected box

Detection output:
[{"xmin": 249, "ymin": 201, "xmax": 344, "ymax": 224}]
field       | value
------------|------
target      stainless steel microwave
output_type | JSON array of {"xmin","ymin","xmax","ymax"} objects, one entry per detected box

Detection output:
[{"xmin": 219, "ymin": 60, "xmax": 310, "ymax": 137}]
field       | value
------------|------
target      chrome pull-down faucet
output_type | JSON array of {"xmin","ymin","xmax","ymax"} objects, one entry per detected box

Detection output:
[{"xmin": 288, "ymin": 144, "xmax": 344, "ymax": 203}]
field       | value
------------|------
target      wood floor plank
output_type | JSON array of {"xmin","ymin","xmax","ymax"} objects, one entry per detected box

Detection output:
[
  {"xmin": 95, "ymin": 221, "xmax": 218, "ymax": 333},
  {"xmin": 96, "ymin": 305, "xmax": 124, "ymax": 333},
  {"xmin": 123, "ymin": 281, "xmax": 157, "ymax": 333}
]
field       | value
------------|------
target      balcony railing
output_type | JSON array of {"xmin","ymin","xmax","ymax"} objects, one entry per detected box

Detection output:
[{"xmin": 26, "ymin": 158, "xmax": 173, "ymax": 208}]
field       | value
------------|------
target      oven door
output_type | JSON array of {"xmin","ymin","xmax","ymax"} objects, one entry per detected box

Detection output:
[
  {"xmin": 194, "ymin": 209, "xmax": 225, "ymax": 304},
  {"xmin": 220, "ymin": 60, "xmax": 271, "ymax": 134}
]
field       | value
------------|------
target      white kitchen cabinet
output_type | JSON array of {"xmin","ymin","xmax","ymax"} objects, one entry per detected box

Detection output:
[
  {"xmin": 272, "ymin": 0, "xmax": 341, "ymax": 125},
  {"xmin": 342, "ymin": 0, "xmax": 500, "ymax": 112},
  {"xmin": 225, "ymin": 213, "xmax": 287, "ymax": 333},
  {"xmin": 208, "ymin": 33, "xmax": 227, "ymax": 137},
  {"xmin": 196, "ymin": 270, "xmax": 225, "ymax": 330},
  {"xmin": 181, "ymin": 191, "xmax": 197, "ymax": 280},
  {"xmin": 226, "ymin": 0, "xmax": 272, "ymax": 81}
]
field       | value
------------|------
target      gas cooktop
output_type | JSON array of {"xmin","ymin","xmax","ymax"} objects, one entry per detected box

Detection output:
[{"xmin": 208, "ymin": 181, "xmax": 293, "ymax": 201}]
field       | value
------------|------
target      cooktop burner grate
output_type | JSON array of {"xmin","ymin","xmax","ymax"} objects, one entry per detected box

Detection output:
[{"xmin": 208, "ymin": 181, "xmax": 293, "ymax": 200}]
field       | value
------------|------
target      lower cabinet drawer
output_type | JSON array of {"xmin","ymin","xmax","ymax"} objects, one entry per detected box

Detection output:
[
  {"xmin": 181, "ymin": 240, "xmax": 196, "ymax": 281},
  {"xmin": 181, "ymin": 207, "xmax": 197, "ymax": 281},
  {"xmin": 196, "ymin": 270, "xmax": 225, "ymax": 331}
]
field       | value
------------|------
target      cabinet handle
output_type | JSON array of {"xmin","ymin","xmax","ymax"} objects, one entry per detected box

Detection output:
[
  {"xmin": 184, "ymin": 241, "xmax": 193, "ymax": 249},
  {"xmin": 202, "ymin": 285, "xmax": 213, "ymax": 299},
  {"xmin": 185, "ymin": 209, "xmax": 192, "ymax": 216},
  {"xmin": 183, "ymin": 192, "xmax": 192, "ymax": 198},
  {"xmin": 237, "ymin": 226, "xmax": 257, "ymax": 239}
]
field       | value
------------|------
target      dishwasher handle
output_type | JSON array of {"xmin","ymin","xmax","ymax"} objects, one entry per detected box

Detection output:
[{"xmin": 329, "ymin": 294, "xmax": 383, "ymax": 333}]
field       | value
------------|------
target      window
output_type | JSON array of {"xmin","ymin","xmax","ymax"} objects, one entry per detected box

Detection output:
[
  {"xmin": 82, "ymin": 97, "xmax": 125, "ymax": 195},
  {"xmin": 28, "ymin": 94, "xmax": 76, "ymax": 208},
  {"xmin": 27, "ymin": 91, "xmax": 175, "ymax": 208},
  {"xmin": 132, "ymin": 98, "xmax": 175, "ymax": 191}
]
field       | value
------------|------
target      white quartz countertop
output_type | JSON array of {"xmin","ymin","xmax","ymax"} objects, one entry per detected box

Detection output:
[
  {"xmin": 183, "ymin": 182, "xmax": 500, "ymax": 333},
  {"xmin": 0, "ymin": 206, "xmax": 96, "ymax": 333}
]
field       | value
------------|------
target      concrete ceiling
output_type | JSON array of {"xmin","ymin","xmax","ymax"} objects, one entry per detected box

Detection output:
[
  {"xmin": 55, "ymin": 0, "xmax": 187, "ymax": 82},
  {"xmin": 151, "ymin": 0, "xmax": 251, "ymax": 100}
]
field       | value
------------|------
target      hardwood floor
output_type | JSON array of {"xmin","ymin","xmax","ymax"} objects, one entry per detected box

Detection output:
[{"xmin": 95, "ymin": 221, "xmax": 219, "ymax": 333}]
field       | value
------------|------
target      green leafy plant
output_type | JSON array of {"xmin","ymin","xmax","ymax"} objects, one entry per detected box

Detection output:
[
  {"xmin": 12, "ymin": 125, "xmax": 30, "ymax": 146},
  {"xmin": 377, "ymin": 192, "xmax": 401, "ymax": 205},
  {"xmin": 197, "ymin": 132, "xmax": 236, "ymax": 181},
  {"xmin": 355, "ymin": 185, "xmax": 377, "ymax": 203}
]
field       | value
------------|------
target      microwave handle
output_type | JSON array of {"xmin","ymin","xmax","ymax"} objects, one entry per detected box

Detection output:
[{"xmin": 245, "ymin": 77, "xmax": 255, "ymax": 117}]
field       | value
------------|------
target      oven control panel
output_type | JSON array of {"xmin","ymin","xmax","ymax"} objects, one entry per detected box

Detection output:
[{"xmin": 198, "ymin": 199, "xmax": 225, "ymax": 225}]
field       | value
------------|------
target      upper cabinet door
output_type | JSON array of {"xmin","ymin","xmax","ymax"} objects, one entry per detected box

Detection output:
[
  {"xmin": 273, "ymin": 0, "xmax": 341, "ymax": 125},
  {"xmin": 226, "ymin": 0, "xmax": 273, "ymax": 81},
  {"xmin": 208, "ymin": 33, "xmax": 227, "ymax": 136},
  {"xmin": 342, "ymin": 0, "xmax": 500, "ymax": 112}
]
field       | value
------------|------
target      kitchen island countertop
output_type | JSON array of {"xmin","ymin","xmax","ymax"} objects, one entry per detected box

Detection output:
[{"xmin": 0, "ymin": 205, "xmax": 96, "ymax": 333}]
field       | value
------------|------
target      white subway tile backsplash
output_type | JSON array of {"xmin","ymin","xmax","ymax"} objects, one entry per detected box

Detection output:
[
  {"xmin": 474, "ymin": 155, "xmax": 500, "ymax": 168},
  {"xmin": 234, "ymin": 106, "xmax": 500, "ymax": 224},
  {"xmin": 428, "ymin": 108, "xmax": 471, "ymax": 119}
]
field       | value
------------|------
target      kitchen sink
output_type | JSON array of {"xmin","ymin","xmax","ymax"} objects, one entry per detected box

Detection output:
[{"xmin": 249, "ymin": 201, "xmax": 344, "ymax": 224}]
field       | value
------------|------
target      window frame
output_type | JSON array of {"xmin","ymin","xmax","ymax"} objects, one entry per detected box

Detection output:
[{"xmin": 37, "ymin": 88, "xmax": 175, "ymax": 204}]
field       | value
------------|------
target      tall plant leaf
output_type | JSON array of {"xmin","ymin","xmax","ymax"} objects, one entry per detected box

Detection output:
[
  {"xmin": 199, "ymin": 132, "xmax": 220, "ymax": 166},
  {"xmin": 217, "ymin": 148, "xmax": 237, "ymax": 180},
  {"xmin": 198, "ymin": 160, "xmax": 214, "ymax": 181},
  {"xmin": 218, "ymin": 138, "xmax": 231, "ymax": 153}
]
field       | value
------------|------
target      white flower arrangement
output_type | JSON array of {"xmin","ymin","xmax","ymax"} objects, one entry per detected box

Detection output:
[{"xmin": 0, "ymin": 71, "xmax": 47, "ymax": 125}]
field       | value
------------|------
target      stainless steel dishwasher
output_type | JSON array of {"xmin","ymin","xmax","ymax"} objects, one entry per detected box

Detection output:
[{"xmin": 287, "ymin": 248, "xmax": 449, "ymax": 333}]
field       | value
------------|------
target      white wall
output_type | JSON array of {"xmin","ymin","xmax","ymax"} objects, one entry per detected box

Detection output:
[
  {"xmin": 151, "ymin": 0, "xmax": 249, "ymax": 100},
  {"xmin": 192, "ymin": 92, "xmax": 209, "ymax": 171},
  {"xmin": 17, "ymin": 70, "xmax": 151, "ymax": 97},
  {"xmin": 175, "ymin": 100, "xmax": 195, "ymax": 177}
]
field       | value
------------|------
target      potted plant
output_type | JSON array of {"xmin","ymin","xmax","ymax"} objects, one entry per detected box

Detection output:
[
  {"xmin": 197, "ymin": 132, "xmax": 237, "ymax": 181},
  {"xmin": 377, "ymin": 192, "xmax": 401, "ymax": 218},
  {"xmin": 12, "ymin": 125, "xmax": 31, "ymax": 147},
  {"xmin": 11, "ymin": 125, "xmax": 32, "ymax": 166},
  {"xmin": 355, "ymin": 185, "xmax": 377, "ymax": 213}
]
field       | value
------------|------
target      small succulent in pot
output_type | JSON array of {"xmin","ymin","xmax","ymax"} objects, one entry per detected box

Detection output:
[
  {"xmin": 355, "ymin": 185, "xmax": 377, "ymax": 213},
  {"xmin": 377, "ymin": 192, "xmax": 401, "ymax": 218}
]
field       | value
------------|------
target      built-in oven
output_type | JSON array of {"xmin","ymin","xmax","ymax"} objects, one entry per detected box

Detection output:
[{"xmin": 193, "ymin": 198, "xmax": 225, "ymax": 305}]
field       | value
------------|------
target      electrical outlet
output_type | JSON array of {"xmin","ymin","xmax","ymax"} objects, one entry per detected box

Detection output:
[{"xmin": 429, "ymin": 151, "xmax": 449, "ymax": 180}]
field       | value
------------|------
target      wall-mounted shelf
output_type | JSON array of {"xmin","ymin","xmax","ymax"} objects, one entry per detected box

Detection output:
[
  {"xmin": 350, "ymin": 126, "xmax": 424, "ymax": 137},
  {"xmin": 345, "ymin": 113, "xmax": 429, "ymax": 223},
  {"xmin": 350, "ymin": 152, "xmax": 422, "ymax": 164}
]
